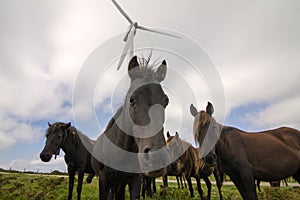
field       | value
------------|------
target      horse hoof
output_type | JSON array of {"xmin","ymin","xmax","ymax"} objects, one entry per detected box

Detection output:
[{"xmin": 86, "ymin": 177, "xmax": 92, "ymax": 183}]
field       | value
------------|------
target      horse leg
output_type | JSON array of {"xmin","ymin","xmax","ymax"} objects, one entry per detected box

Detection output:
[
  {"xmin": 213, "ymin": 167, "xmax": 223, "ymax": 200},
  {"xmin": 163, "ymin": 174, "xmax": 168, "ymax": 188},
  {"xmin": 256, "ymin": 180, "xmax": 261, "ymax": 192},
  {"xmin": 284, "ymin": 179, "xmax": 288, "ymax": 186},
  {"xmin": 204, "ymin": 176, "xmax": 212, "ymax": 200},
  {"xmin": 129, "ymin": 174, "xmax": 141, "ymax": 200},
  {"xmin": 142, "ymin": 177, "xmax": 146, "ymax": 199},
  {"xmin": 152, "ymin": 178, "xmax": 156, "ymax": 194},
  {"xmin": 77, "ymin": 169, "xmax": 84, "ymax": 200},
  {"xmin": 196, "ymin": 177, "xmax": 205, "ymax": 200},
  {"xmin": 147, "ymin": 178, "xmax": 153, "ymax": 197},
  {"xmin": 115, "ymin": 184, "xmax": 126, "ymax": 200},
  {"xmin": 226, "ymin": 170, "xmax": 248, "ymax": 200},
  {"xmin": 186, "ymin": 177, "xmax": 194, "ymax": 198},
  {"xmin": 67, "ymin": 167, "xmax": 75, "ymax": 200},
  {"xmin": 224, "ymin": 160, "xmax": 257, "ymax": 200},
  {"xmin": 176, "ymin": 176, "xmax": 180, "ymax": 188},
  {"xmin": 179, "ymin": 175, "xmax": 183, "ymax": 188},
  {"xmin": 292, "ymin": 169, "xmax": 300, "ymax": 184},
  {"xmin": 239, "ymin": 168, "xmax": 257, "ymax": 200},
  {"xmin": 99, "ymin": 173, "xmax": 109, "ymax": 200},
  {"xmin": 183, "ymin": 175, "xmax": 187, "ymax": 188}
]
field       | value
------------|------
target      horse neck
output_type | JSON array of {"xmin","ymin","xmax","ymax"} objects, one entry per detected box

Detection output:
[
  {"xmin": 105, "ymin": 108, "xmax": 137, "ymax": 152},
  {"xmin": 61, "ymin": 130, "xmax": 80, "ymax": 157}
]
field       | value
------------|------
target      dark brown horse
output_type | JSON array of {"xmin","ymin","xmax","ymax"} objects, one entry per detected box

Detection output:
[
  {"xmin": 166, "ymin": 132, "xmax": 223, "ymax": 200},
  {"xmin": 91, "ymin": 55, "xmax": 169, "ymax": 200},
  {"xmin": 190, "ymin": 102, "xmax": 300, "ymax": 200},
  {"xmin": 40, "ymin": 122, "xmax": 95, "ymax": 200}
]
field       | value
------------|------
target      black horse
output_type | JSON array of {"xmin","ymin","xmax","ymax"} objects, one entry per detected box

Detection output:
[
  {"xmin": 40, "ymin": 122, "xmax": 95, "ymax": 200},
  {"xmin": 91, "ymin": 55, "xmax": 169, "ymax": 200},
  {"xmin": 190, "ymin": 102, "xmax": 300, "ymax": 200}
]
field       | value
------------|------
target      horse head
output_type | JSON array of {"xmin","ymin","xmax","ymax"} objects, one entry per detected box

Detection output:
[
  {"xmin": 123, "ymin": 56, "xmax": 169, "ymax": 177},
  {"xmin": 190, "ymin": 102, "xmax": 219, "ymax": 166},
  {"xmin": 40, "ymin": 122, "xmax": 71, "ymax": 162}
]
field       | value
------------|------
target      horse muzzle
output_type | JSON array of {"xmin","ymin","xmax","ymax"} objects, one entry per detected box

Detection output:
[
  {"xmin": 40, "ymin": 152, "xmax": 52, "ymax": 162},
  {"xmin": 138, "ymin": 147, "xmax": 169, "ymax": 178},
  {"xmin": 203, "ymin": 153, "xmax": 217, "ymax": 166}
]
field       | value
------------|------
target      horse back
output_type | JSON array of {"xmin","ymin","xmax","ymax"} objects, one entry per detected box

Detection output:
[{"xmin": 218, "ymin": 126, "xmax": 300, "ymax": 180}]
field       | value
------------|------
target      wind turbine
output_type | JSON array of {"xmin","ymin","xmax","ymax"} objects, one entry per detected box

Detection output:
[{"xmin": 111, "ymin": 0, "xmax": 180, "ymax": 70}]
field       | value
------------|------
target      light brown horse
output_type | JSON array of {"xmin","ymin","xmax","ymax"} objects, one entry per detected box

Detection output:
[
  {"xmin": 190, "ymin": 102, "xmax": 300, "ymax": 200},
  {"xmin": 166, "ymin": 132, "xmax": 223, "ymax": 200}
]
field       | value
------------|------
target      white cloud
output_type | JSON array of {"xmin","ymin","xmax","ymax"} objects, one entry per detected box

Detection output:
[
  {"xmin": 0, "ymin": 132, "xmax": 15, "ymax": 149},
  {"xmin": 243, "ymin": 96, "xmax": 300, "ymax": 130},
  {"xmin": 0, "ymin": 0, "xmax": 299, "ymax": 172},
  {"xmin": 5, "ymin": 155, "xmax": 67, "ymax": 173}
]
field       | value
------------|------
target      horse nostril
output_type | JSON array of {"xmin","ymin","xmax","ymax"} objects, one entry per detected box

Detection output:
[
  {"xmin": 144, "ymin": 147, "xmax": 151, "ymax": 160},
  {"xmin": 40, "ymin": 152, "xmax": 51, "ymax": 162},
  {"xmin": 144, "ymin": 148, "xmax": 150, "ymax": 154}
]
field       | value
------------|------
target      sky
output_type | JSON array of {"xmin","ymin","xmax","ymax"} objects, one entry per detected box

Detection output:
[{"xmin": 0, "ymin": 0, "xmax": 299, "ymax": 173}]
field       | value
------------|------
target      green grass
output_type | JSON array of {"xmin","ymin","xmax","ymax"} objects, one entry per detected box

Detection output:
[{"xmin": 0, "ymin": 173, "xmax": 300, "ymax": 200}]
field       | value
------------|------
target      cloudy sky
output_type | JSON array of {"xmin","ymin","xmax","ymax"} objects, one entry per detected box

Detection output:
[{"xmin": 0, "ymin": 0, "xmax": 299, "ymax": 172}]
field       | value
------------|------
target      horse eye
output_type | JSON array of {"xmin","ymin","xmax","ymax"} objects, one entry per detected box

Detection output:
[{"xmin": 129, "ymin": 96, "xmax": 136, "ymax": 106}]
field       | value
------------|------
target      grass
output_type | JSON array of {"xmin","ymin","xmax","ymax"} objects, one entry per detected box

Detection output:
[{"xmin": 0, "ymin": 173, "xmax": 300, "ymax": 200}]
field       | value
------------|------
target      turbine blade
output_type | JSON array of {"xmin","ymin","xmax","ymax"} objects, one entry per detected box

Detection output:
[
  {"xmin": 117, "ymin": 29, "xmax": 135, "ymax": 70},
  {"xmin": 111, "ymin": 0, "xmax": 133, "ymax": 24},
  {"xmin": 137, "ymin": 25, "xmax": 180, "ymax": 39},
  {"xmin": 129, "ymin": 38, "xmax": 134, "ymax": 59}
]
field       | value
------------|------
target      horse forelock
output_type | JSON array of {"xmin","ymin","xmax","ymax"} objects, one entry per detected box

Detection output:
[
  {"xmin": 46, "ymin": 122, "xmax": 81, "ymax": 148},
  {"xmin": 45, "ymin": 122, "xmax": 64, "ymax": 137},
  {"xmin": 129, "ymin": 56, "xmax": 163, "ymax": 81},
  {"xmin": 193, "ymin": 111, "xmax": 211, "ymax": 144}
]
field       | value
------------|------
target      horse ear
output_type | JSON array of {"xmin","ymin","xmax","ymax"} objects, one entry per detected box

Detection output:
[
  {"xmin": 63, "ymin": 122, "xmax": 71, "ymax": 130},
  {"xmin": 167, "ymin": 131, "xmax": 170, "ymax": 138},
  {"xmin": 154, "ymin": 60, "xmax": 167, "ymax": 82},
  {"xmin": 206, "ymin": 102, "xmax": 214, "ymax": 116},
  {"xmin": 128, "ymin": 56, "xmax": 139, "ymax": 78},
  {"xmin": 175, "ymin": 132, "xmax": 179, "ymax": 139},
  {"xmin": 190, "ymin": 104, "xmax": 198, "ymax": 117},
  {"xmin": 48, "ymin": 122, "xmax": 52, "ymax": 127}
]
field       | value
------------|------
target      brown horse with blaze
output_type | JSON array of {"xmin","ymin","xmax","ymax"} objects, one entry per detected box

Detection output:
[{"xmin": 190, "ymin": 102, "xmax": 300, "ymax": 200}]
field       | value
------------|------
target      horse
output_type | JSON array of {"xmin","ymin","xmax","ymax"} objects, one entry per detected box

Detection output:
[
  {"xmin": 166, "ymin": 131, "xmax": 223, "ymax": 200},
  {"xmin": 40, "ymin": 122, "xmax": 96, "ymax": 200},
  {"xmin": 190, "ymin": 102, "xmax": 300, "ymax": 200},
  {"xmin": 91, "ymin": 55, "xmax": 169, "ymax": 200}
]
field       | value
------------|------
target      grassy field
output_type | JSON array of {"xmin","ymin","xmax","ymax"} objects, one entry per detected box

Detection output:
[{"xmin": 1, "ymin": 172, "xmax": 300, "ymax": 200}]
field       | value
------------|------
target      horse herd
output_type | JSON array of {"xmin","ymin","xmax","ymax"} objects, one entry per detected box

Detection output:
[{"xmin": 40, "ymin": 55, "xmax": 300, "ymax": 200}]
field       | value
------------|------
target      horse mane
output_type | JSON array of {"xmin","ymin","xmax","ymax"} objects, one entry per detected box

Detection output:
[
  {"xmin": 104, "ymin": 106, "xmax": 123, "ymax": 132},
  {"xmin": 47, "ymin": 122, "xmax": 89, "ymax": 148},
  {"xmin": 193, "ymin": 111, "xmax": 211, "ymax": 145},
  {"xmin": 68, "ymin": 126, "xmax": 84, "ymax": 148}
]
